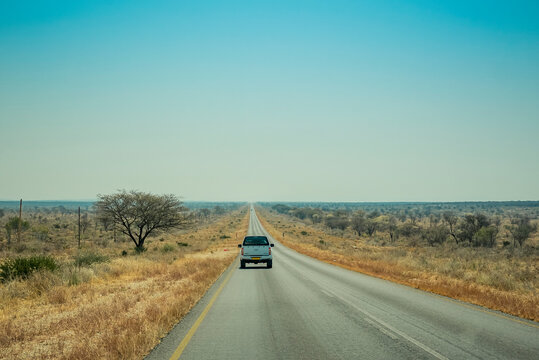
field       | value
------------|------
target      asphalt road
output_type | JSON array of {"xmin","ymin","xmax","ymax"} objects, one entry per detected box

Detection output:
[{"xmin": 147, "ymin": 207, "xmax": 538, "ymax": 360}]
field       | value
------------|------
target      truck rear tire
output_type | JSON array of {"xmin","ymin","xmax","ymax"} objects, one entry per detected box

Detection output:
[
  {"xmin": 240, "ymin": 260, "xmax": 246, "ymax": 269},
  {"xmin": 267, "ymin": 260, "xmax": 272, "ymax": 269}
]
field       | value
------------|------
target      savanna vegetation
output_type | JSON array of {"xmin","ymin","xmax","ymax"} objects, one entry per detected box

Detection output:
[
  {"xmin": 258, "ymin": 202, "xmax": 538, "ymax": 321},
  {"xmin": 0, "ymin": 195, "xmax": 247, "ymax": 360}
]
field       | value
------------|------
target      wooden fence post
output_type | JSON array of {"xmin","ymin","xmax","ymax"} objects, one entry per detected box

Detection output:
[
  {"xmin": 18, "ymin": 199, "xmax": 22, "ymax": 242},
  {"xmin": 78, "ymin": 206, "xmax": 81, "ymax": 248}
]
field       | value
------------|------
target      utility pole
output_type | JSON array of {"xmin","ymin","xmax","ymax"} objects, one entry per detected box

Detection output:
[
  {"xmin": 78, "ymin": 206, "xmax": 81, "ymax": 248},
  {"xmin": 18, "ymin": 199, "xmax": 22, "ymax": 242}
]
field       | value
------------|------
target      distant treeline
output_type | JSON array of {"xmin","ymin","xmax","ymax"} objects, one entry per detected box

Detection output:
[
  {"xmin": 259, "ymin": 201, "xmax": 539, "ymax": 216},
  {"xmin": 0, "ymin": 201, "xmax": 246, "ymax": 212},
  {"xmin": 0, "ymin": 201, "xmax": 95, "ymax": 211},
  {"xmin": 262, "ymin": 202, "xmax": 538, "ymax": 248}
]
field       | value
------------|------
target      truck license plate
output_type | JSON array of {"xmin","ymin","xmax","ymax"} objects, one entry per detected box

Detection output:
[{"xmin": 251, "ymin": 257, "xmax": 260, "ymax": 260}]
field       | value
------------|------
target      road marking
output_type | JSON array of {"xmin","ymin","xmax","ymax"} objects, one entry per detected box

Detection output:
[
  {"xmin": 169, "ymin": 264, "xmax": 236, "ymax": 360},
  {"xmin": 364, "ymin": 318, "xmax": 399, "ymax": 340},
  {"xmin": 321, "ymin": 289, "xmax": 335, "ymax": 298},
  {"xmin": 328, "ymin": 289, "xmax": 449, "ymax": 360}
]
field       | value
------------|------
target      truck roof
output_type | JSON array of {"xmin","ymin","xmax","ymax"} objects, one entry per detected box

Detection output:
[{"xmin": 243, "ymin": 236, "xmax": 269, "ymax": 245}]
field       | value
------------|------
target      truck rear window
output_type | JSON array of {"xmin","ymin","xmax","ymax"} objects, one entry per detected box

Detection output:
[{"xmin": 243, "ymin": 236, "xmax": 269, "ymax": 246}]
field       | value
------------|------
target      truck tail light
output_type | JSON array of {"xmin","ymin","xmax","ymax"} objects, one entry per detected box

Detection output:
[
  {"xmin": 241, "ymin": 248, "xmax": 244, "ymax": 256},
  {"xmin": 269, "ymin": 247, "xmax": 271, "ymax": 255}
]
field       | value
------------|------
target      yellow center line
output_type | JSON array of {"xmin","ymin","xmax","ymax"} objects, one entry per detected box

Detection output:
[{"xmin": 169, "ymin": 263, "xmax": 237, "ymax": 360}]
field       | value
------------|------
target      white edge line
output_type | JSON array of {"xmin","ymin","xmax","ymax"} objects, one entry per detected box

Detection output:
[{"xmin": 329, "ymin": 289, "xmax": 449, "ymax": 360}]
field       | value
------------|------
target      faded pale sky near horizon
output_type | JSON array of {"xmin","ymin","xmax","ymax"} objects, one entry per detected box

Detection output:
[{"xmin": 1, "ymin": 0, "xmax": 538, "ymax": 201}]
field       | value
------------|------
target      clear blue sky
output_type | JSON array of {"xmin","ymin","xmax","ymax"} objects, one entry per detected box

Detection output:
[{"xmin": 1, "ymin": 0, "xmax": 538, "ymax": 201}]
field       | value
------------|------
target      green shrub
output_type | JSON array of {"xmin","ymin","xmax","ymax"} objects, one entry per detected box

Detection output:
[
  {"xmin": 161, "ymin": 244, "xmax": 175, "ymax": 253},
  {"xmin": 473, "ymin": 226, "xmax": 498, "ymax": 247},
  {"xmin": 421, "ymin": 225, "xmax": 448, "ymax": 246},
  {"xmin": 177, "ymin": 242, "xmax": 189, "ymax": 247},
  {"xmin": 0, "ymin": 256, "xmax": 58, "ymax": 282},
  {"xmin": 220, "ymin": 235, "xmax": 231, "ymax": 239},
  {"xmin": 74, "ymin": 252, "xmax": 109, "ymax": 267},
  {"xmin": 121, "ymin": 250, "xmax": 128, "ymax": 256}
]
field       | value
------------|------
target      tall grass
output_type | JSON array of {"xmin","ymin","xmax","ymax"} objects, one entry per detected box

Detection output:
[
  {"xmin": 0, "ymin": 208, "xmax": 249, "ymax": 360},
  {"xmin": 74, "ymin": 252, "xmax": 109, "ymax": 267}
]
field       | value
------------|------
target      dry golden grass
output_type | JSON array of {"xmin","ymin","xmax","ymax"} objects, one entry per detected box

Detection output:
[
  {"xmin": 0, "ymin": 209, "xmax": 248, "ymax": 360},
  {"xmin": 257, "ymin": 208, "xmax": 538, "ymax": 321}
]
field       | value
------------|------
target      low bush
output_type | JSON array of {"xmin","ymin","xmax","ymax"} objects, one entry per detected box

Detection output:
[
  {"xmin": 325, "ymin": 216, "xmax": 349, "ymax": 230},
  {"xmin": 14, "ymin": 243, "xmax": 27, "ymax": 253},
  {"xmin": 0, "ymin": 256, "xmax": 58, "ymax": 282},
  {"xmin": 161, "ymin": 244, "xmax": 175, "ymax": 253},
  {"xmin": 74, "ymin": 252, "xmax": 109, "ymax": 267}
]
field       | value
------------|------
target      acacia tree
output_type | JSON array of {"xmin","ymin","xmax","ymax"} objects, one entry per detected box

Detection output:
[
  {"xmin": 198, "ymin": 208, "xmax": 211, "ymax": 220},
  {"xmin": 325, "ymin": 216, "xmax": 349, "ymax": 231},
  {"xmin": 95, "ymin": 190, "xmax": 190, "ymax": 250},
  {"xmin": 365, "ymin": 218, "xmax": 378, "ymax": 236},
  {"xmin": 99, "ymin": 215, "xmax": 113, "ymax": 231},
  {"xmin": 456, "ymin": 213, "xmax": 490, "ymax": 245},
  {"xmin": 442, "ymin": 211, "xmax": 459, "ymax": 244},
  {"xmin": 80, "ymin": 213, "xmax": 91, "ymax": 237},
  {"xmin": 421, "ymin": 224, "xmax": 448, "ymax": 246},
  {"xmin": 387, "ymin": 216, "xmax": 399, "ymax": 242},
  {"xmin": 506, "ymin": 217, "xmax": 537, "ymax": 247},
  {"xmin": 351, "ymin": 211, "xmax": 367, "ymax": 236}
]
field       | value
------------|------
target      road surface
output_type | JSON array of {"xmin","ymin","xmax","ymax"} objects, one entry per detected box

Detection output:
[{"xmin": 147, "ymin": 207, "xmax": 538, "ymax": 360}]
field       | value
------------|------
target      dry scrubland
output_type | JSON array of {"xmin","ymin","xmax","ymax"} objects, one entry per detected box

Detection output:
[
  {"xmin": 256, "ymin": 207, "xmax": 538, "ymax": 321},
  {"xmin": 0, "ymin": 208, "xmax": 248, "ymax": 360}
]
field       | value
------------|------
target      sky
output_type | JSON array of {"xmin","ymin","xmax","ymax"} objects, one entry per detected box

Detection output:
[{"xmin": 1, "ymin": 0, "xmax": 538, "ymax": 202}]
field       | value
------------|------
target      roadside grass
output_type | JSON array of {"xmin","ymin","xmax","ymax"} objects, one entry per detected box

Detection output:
[
  {"xmin": 256, "ymin": 208, "xmax": 539, "ymax": 321},
  {"xmin": 0, "ymin": 209, "xmax": 248, "ymax": 360}
]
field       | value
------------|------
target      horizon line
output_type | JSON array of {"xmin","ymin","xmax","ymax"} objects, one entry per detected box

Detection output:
[{"xmin": 0, "ymin": 199, "xmax": 538, "ymax": 203}]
